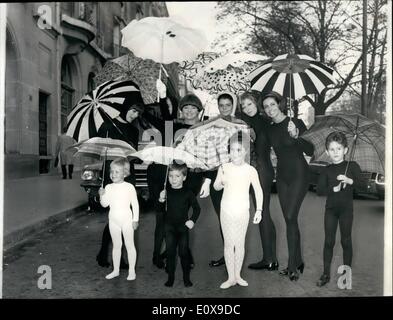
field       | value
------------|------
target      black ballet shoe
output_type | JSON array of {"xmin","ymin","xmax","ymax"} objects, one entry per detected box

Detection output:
[
  {"xmin": 165, "ymin": 277, "xmax": 174, "ymax": 287},
  {"xmin": 268, "ymin": 262, "xmax": 279, "ymax": 271},
  {"xmin": 316, "ymin": 274, "xmax": 330, "ymax": 287},
  {"xmin": 289, "ymin": 271, "xmax": 300, "ymax": 281},
  {"xmin": 248, "ymin": 261, "xmax": 279, "ymax": 271},
  {"xmin": 96, "ymin": 254, "xmax": 110, "ymax": 268},
  {"xmin": 209, "ymin": 257, "xmax": 225, "ymax": 267},
  {"xmin": 297, "ymin": 262, "xmax": 305, "ymax": 274},
  {"xmin": 183, "ymin": 277, "xmax": 193, "ymax": 287}
]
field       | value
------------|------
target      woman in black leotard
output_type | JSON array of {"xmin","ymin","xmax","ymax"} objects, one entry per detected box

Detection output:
[
  {"xmin": 239, "ymin": 92, "xmax": 278, "ymax": 271},
  {"xmin": 261, "ymin": 92, "xmax": 314, "ymax": 281}
]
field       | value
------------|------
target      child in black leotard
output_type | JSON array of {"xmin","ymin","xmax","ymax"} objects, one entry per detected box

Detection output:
[
  {"xmin": 316, "ymin": 131, "xmax": 361, "ymax": 287},
  {"xmin": 159, "ymin": 163, "xmax": 201, "ymax": 287},
  {"xmin": 262, "ymin": 91, "xmax": 314, "ymax": 281}
]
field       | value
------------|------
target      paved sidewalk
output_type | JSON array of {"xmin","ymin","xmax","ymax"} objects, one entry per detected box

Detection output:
[{"xmin": 3, "ymin": 173, "xmax": 88, "ymax": 250}]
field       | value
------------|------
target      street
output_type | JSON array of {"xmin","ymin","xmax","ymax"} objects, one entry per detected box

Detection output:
[{"xmin": 3, "ymin": 190, "xmax": 384, "ymax": 298}]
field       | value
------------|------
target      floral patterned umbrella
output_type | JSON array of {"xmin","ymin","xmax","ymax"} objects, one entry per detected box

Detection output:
[
  {"xmin": 184, "ymin": 53, "xmax": 268, "ymax": 95},
  {"xmin": 94, "ymin": 52, "xmax": 179, "ymax": 105}
]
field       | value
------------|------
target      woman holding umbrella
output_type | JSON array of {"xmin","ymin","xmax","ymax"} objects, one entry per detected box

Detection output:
[
  {"xmin": 261, "ymin": 91, "xmax": 314, "ymax": 281},
  {"xmin": 95, "ymin": 102, "xmax": 144, "ymax": 268},
  {"xmin": 239, "ymin": 91, "xmax": 279, "ymax": 271}
]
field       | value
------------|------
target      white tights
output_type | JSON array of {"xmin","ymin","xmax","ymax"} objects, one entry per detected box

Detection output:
[
  {"xmin": 106, "ymin": 219, "xmax": 136, "ymax": 280},
  {"xmin": 220, "ymin": 209, "xmax": 249, "ymax": 289}
]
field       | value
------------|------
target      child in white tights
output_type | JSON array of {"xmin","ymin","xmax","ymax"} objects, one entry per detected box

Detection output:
[
  {"xmin": 99, "ymin": 158, "xmax": 139, "ymax": 280},
  {"xmin": 214, "ymin": 132, "xmax": 263, "ymax": 289}
]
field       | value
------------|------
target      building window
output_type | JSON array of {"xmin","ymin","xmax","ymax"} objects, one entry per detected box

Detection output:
[
  {"xmin": 61, "ymin": 57, "xmax": 74, "ymax": 131},
  {"xmin": 88, "ymin": 72, "xmax": 96, "ymax": 92}
]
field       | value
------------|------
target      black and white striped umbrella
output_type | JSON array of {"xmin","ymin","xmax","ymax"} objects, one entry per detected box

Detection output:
[
  {"xmin": 66, "ymin": 80, "xmax": 143, "ymax": 142},
  {"xmin": 247, "ymin": 53, "xmax": 336, "ymax": 100}
]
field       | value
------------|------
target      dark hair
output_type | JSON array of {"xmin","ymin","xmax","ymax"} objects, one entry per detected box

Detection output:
[
  {"xmin": 227, "ymin": 131, "xmax": 251, "ymax": 154},
  {"xmin": 111, "ymin": 157, "xmax": 130, "ymax": 176},
  {"xmin": 217, "ymin": 93, "xmax": 234, "ymax": 105},
  {"xmin": 168, "ymin": 162, "xmax": 188, "ymax": 177},
  {"xmin": 261, "ymin": 91, "xmax": 286, "ymax": 113},
  {"xmin": 325, "ymin": 131, "xmax": 348, "ymax": 150},
  {"xmin": 129, "ymin": 103, "xmax": 144, "ymax": 114}
]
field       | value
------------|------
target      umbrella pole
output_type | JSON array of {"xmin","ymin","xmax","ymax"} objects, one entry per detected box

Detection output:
[{"xmin": 344, "ymin": 115, "xmax": 360, "ymax": 175}]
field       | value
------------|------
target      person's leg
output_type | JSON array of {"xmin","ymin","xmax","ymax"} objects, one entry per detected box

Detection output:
[
  {"xmin": 164, "ymin": 224, "xmax": 177, "ymax": 287},
  {"xmin": 122, "ymin": 221, "xmax": 137, "ymax": 280},
  {"xmin": 61, "ymin": 165, "xmax": 67, "ymax": 179},
  {"xmin": 323, "ymin": 208, "xmax": 339, "ymax": 276},
  {"xmin": 339, "ymin": 207, "xmax": 354, "ymax": 268},
  {"xmin": 178, "ymin": 229, "xmax": 192, "ymax": 287},
  {"xmin": 220, "ymin": 210, "xmax": 236, "ymax": 289},
  {"xmin": 248, "ymin": 173, "xmax": 278, "ymax": 269},
  {"xmin": 106, "ymin": 221, "xmax": 122, "ymax": 279},
  {"xmin": 277, "ymin": 177, "xmax": 307, "ymax": 275},
  {"xmin": 234, "ymin": 212, "xmax": 249, "ymax": 286},
  {"xmin": 209, "ymin": 184, "xmax": 225, "ymax": 266},
  {"xmin": 96, "ymin": 224, "xmax": 111, "ymax": 267},
  {"xmin": 68, "ymin": 164, "xmax": 74, "ymax": 179}
]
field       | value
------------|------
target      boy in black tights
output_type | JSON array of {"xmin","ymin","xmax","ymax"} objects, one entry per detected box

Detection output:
[
  {"xmin": 159, "ymin": 163, "xmax": 201, "ymax": 287},
  {"xmin": 316, "ymin": 131, "xmax": 361, "ymax": 287}
]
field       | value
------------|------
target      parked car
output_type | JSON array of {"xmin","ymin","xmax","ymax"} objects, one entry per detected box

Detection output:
[
  {"xmin": 80, "ymin": 160, "xmax": 150, "ymax": 212},
  {"xmin": 308, "ymin": 160, "xmax": 385, "ymax": 200}
]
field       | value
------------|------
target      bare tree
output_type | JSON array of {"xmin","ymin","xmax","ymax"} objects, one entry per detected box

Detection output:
[{"xmin": 214, "ymin": 0, "xmax": 387, "ymax": 119}]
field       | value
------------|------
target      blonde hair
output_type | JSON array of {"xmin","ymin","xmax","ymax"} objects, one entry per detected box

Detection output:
[{"xmin": 110, "ymin": 158, "xmax": 130, "ymax": 177}]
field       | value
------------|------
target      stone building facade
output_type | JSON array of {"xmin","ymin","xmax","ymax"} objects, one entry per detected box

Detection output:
[{"xmin": 4, "ymin": 2, "xmax": 170, "ymax": 179}]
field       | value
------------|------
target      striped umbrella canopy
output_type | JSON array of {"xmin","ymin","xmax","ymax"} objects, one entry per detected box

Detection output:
[
  {"xmin": 176, "ymin": 116, "xmax": 251, "ymax": 170},
  {"xmin": 66, "ymin": 80, "xmax": 143, "ymax": 142},
  {"xmin": 301, "ymin": 113, "xmax": 385, "ymax": 174},
  {"xmin": 71, "ymin": 137, "xmax": 137, "ymax": 161},
  {"xmin": 247, "ymin": 53, "xmax": 336, "ymax": 104}
]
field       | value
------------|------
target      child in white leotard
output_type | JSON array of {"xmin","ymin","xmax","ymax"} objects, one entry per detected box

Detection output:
[
  {"xmin": 213, "ymin": 132, "xmax": 264, "ymax": 289},
  {"xmin": 99, "ymin": 158, "xmax": 139, "ymax": 280}
]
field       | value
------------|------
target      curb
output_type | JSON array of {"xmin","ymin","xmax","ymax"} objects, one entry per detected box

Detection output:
[{"xmin": 3, "ymin": 204, "xmax": 88, "ymax": 253}]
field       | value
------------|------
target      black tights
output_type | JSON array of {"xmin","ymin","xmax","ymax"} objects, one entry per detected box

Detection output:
[
  {"xmin": 165, "ymin": 224, "xmax": 190, "ymax": 280},
  {"xmin": 276, "ymin": 177, "xmax": 308, "ymax": 272},
  {"xmin": 323, "ymin": 207, "xmax": 353, "ymax": 275}
]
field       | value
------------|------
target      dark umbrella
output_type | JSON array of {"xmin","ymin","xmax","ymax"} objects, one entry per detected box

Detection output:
[{"xmin": 301, "ymin": 113, "xmax": 385, "ymax": 174}]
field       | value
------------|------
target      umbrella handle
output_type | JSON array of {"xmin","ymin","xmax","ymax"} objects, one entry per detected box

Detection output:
[{"xmin": 157, "ymin": 65, "xmax": 162, "ymax": 103}]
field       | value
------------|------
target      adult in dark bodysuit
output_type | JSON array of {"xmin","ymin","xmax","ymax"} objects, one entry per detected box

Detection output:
[
  {"xmin": 261, "ymin": 91, "xmax": 314, "ymax": 281},
  {"xmin": 95, "ymin": 103, "xmax": 144, "ymax": 268},
  {"xmin": 143, "ymin": 94, "xmax": 204, "ymax": 269},
  {"xmin": 239, "ymin": 92, "xmax": 279, "ymax": 271}
]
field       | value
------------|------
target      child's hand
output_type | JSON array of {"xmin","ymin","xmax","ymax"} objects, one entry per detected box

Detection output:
[
  {"xmin": 132, "ymin": 221, "xmax": 139, "ymax": 230},
  {"xmin": 185, "ymin": 220, "xmax": 194, "ymax": 230},
  {"xmin": 333, "ymin": 182, "xmax": 343, "ymax": 192},
  {"xmin": 253, "ymin": 210, "xmax": 262, "ymax": 224},
  {"xmin": 288, "ymin": 120, "xmax": 299, "ymax": 138},
  {"xmin": 159, "ymin": 190, "xmax": 166, "ymax": 203},
  {"xmin": 199, "ymin": 179, "xmax": 211, "ymax": 198},
  {"xmin": 98, "ymin": 187, "xmax": 105, "ymax": 197},
  {"xmin": 337, "ymin": 174, "xmax": 353, "ymax": 187}
]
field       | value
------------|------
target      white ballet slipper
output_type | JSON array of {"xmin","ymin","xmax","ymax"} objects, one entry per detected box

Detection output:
[
  {"xmin": 127, "ymin": 272, "xmax": 136, "ymax": 281},
  {"xmin": 236, "ymin": 278, "xmax": 248, "ymax": 286},
  {"xmin": 105, "ymin": 270, "xmax": 120, "ymax": 280},
  {"xmin": 220, "ymin": 279, "xmax": 236, "ymax": 289}
]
